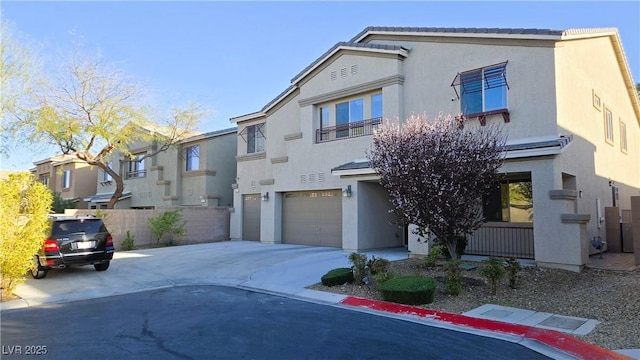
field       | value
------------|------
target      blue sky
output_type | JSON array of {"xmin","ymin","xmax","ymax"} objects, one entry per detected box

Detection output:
[{"xmin": 1, "ymin": 1, "xmax": 639, "ymax": 170}]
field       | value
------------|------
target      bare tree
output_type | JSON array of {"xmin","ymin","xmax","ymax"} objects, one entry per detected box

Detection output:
[
  {"xmin": 20, "ymin": 48, "xmax": 202, "ymax": 208},
  {"xmin": 368, "ymin": 113, "xmax": 506, "ymax": 259}
]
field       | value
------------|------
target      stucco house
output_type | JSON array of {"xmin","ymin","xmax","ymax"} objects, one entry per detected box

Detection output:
[
  {"xmin": 84, "ymin": 127, "xmax": 238, "ymax": 209},
  {"xmin": 229, "ymin": 26, "xmax": 639, "ymax": 272},
  {"xmin": 31, "ymin": 154, "xmax": 98, "ymax": 209}
]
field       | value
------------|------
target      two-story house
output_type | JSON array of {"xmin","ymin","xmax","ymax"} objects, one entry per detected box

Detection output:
[
  {"xmin": 84, "ymin": 127, "xmax": 238, "ymax": 209},
  {"xmin": 229, "ymin": 26, "xmax": 639, "ymax": 272},
  {"xmin": 31, "ymin": 154, "xmax": 98, "ymax": 209}
]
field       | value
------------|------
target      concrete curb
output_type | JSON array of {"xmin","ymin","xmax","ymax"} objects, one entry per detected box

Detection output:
[{"xmin": 340, "ymin": 296, "xmax": 633, "ymax": 360}]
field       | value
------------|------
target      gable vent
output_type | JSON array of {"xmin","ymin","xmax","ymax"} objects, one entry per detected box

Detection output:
[
  {"xmin": 318, "ymin": 173, "xmax": 325, "ymax": 182},
  {"xmin": 308, "ymin": 173, "xmax": 316, "ymax": 183},
  {"xmin": 331, "ymin": 71, "xmax": 337, "ymax": 81},
  {"xmin": 351, "ymin": 65, "xmax": 358, "ymax": 75},
  {"xmin": 340, "ymin": 68, "xmax": 347, "ymax": 78},
  {"xmin": 300, "ymin": 174, "xmax": 306, "ymax": 183}
]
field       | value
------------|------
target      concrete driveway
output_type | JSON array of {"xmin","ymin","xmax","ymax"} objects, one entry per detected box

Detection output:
[{"xmin": 3, "ymin": 241, "xmax": 407, "ymax": 310}]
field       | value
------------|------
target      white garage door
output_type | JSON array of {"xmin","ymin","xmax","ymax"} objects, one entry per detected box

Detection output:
[
  {"xmin": 242, "ymin": 194, "xmax": 261, "ymax": 241},
  {"xmin": 282, "ymin": 190, "xmax": 342, "ymax": 247}
]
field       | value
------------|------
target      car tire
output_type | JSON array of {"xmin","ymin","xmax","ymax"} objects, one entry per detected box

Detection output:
[
  {"xmin": 31, "ymin": 256, "xmax": 48, "ymax": 279},
  {"xmin": 94, "ymin": 262, "xmax": 110, "ymax": 271}
]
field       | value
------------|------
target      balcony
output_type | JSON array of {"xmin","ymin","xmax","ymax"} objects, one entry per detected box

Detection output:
[
  {"xmin": 316, "ymin": 117, "xmax": 382, "ymax": 143},
  {"xmin": 126, "ymin": 169, "xmax": 147, "ymax": 179}
]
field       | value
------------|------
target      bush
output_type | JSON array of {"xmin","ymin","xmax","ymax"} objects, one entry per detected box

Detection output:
[
  {"xmin": 373, "ymin": 271, "xmax": 395, "ymax": 285},
  {"xmin": 348, "ymin": 253, "xmax": 368, "ymax": 284},
  {"xmin": 121, "ymin": 230, "xmax": 135, "ymax": 251},
  {"xmin": 148, "ymin": 209, "xmax": 186, "ymax": 245},
  {"xmin": 50, "ymin": 191, "xmax": 77, "ymax": 213},
  {"xmin": 367, "ymin": 256, "xmax": 390, "ymax": 275},
  {"xmin": 444, "ymin": 259, "xmax": 463, "ymax": 295},
  {"xmin": 481, "ymin": 257, "xmax": 506, "ymax": 295},
  {"xmin": 425, "ymin": 244, "xmax": 444, "ymax": 267},
  {"xmin": 321, "ymin": 268, "xmax": 354, "ymax": 287},
  {"xmin": 506, "ymin": 257, "xmax": 522, "ymax": 289},
  {"xmin": 0, "ymin": 173, "xmax": 52, "ymax": 295},
  {"xmin": 379, "ymin": 275, "xmax": 437, "ymax": 305}
]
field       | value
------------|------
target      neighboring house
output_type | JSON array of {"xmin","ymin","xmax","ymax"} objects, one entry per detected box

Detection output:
[
  {"xmin": 229, "ymin": 26, "xmax": 640, "ymax": 272},
  {"xmin": 84, "ymin": 127, "xmax": 238, "ymax": 209},
  {"xmin": 31, "ymin": 154, "xmax": 98, "ymax": 209}
]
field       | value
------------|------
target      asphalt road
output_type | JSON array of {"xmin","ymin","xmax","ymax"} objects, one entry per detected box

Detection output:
[{"xmin": 1, "ymin": 285, "xmax": 550, "ymax": 360}]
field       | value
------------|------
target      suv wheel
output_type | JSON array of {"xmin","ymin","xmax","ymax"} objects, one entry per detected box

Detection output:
[
  {"xmin": 94, "ymin": 262, "xmax": 110, "ymax": 271},
  {"xmin": 31, "ymin": 256, "xmax": 48, "ymax": 279}
]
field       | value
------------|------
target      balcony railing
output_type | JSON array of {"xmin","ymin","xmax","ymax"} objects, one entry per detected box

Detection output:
[
  {"xmin": 126, "ymin": 170, "xmax": 147, "ymax": 179},
  {"xmin": 316, "ymin": 117, "xmax": 382, "ymax": 143}
]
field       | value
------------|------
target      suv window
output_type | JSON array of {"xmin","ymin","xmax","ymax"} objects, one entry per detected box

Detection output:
[{"xmin": 51, "ymin": 219, "xmax": 106, "ymax": 236}]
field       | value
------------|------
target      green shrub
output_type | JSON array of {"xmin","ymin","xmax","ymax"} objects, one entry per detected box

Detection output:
[
  {"xmin": 367, "ymin": 256, "xmax": 390, "ymax": 275},
  {"xmin": 481, "ymin": 257, "xmax": 506, "ymax": 295},
  {"xmin": 321, "ymin": 267, "xmax": 354, "ymax": 287},
  {"xmin": 373, "ymin": 271, "xmax": 395, "ymax": 284},
  {"xmin": 506, "ymin": 257, "xmax": 522, "ymax": 289},
  {"xmin": 0, "ymin": 172, "xmax": 52, "ymax": 295},
  {"xmin": 348, "ymin": 253, "xmax": 368, "ymax": 284},
  {"xmin": 121, "ymin": 230, "xmax": 135, "ymax": 251},
  {"xmin": 50, "ymin": 191, "xmax": 77, "ymax": 213},
  {"xmin": 425, "ymin": 244, "xmax": 444, "ymax": 267},
  {"xmin": 379, "ymin": 275, "xmax": 437, "ymax": 305},
  {"xmin": 444, "ymin": 259, "xmax": 463, "ymax": 295},
  {"xmin": 148, "ymin": 209, "xmax": 186, "ymax": 245}
]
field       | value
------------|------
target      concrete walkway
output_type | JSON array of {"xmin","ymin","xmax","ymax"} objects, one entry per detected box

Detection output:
[{"xmin": 2, "ymin": 241, "xmax": 637, "ymax": 360}]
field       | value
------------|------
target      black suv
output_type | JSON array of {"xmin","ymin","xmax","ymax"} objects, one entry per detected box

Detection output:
[{"xmin": 31, "ymin": 216, "xmax": 115, "ymax": 279}]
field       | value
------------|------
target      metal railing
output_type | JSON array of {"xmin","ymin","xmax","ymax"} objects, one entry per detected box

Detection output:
[
  {"xmin": 465, "ymin": 223, "xmax": 535, "ymax": 259},
  {"xmin": 316, "ymin": 117, "xmax": 382, "ymax": 143},
  {"xmin": 126, "ymin": 170, "xmax": 147, "ymax": 179}
]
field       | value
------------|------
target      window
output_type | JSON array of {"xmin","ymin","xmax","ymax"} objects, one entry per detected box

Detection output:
[
  {"xmin": 246, "ymin": 123, "xmax": 265, "ymax": 154},
  {"xmin": 127, "ymin": 154, "xmax": 146, "ymax": 179},
  {"xmin": 604, "ymin": 108, "xmax": 614, "ymax": 144},
  {"xmin": 453, "ymin": 62, "xmax": 508, "ymax": 116},
  {"xmin": 62, "ymin": 170, "xmax": 71, "ymax": 189},
  {"xmin": 592, "ymin": 90, "xmax": 601, "ymax": 110},
  {"xmin": 40, "ymin": 175, "xmax": 50, "ymax": 187},
  {"xmin": 620, "ymin": 120, "xmax": 627, "ymax": 153},
  {"xmin": 483, "ymin": 178, "xmax": 533, "ymax": 223},
  {"xmin": 186, "ymin": 145, "xmax": 200, "ymax": 171},
  {"xmin": 103, "ymin": 161, "xmax": 113, "ymax": 182},
  {"xmin": 371, "ymin": 93, "xmax": 382, "ymax": 119},
  {"xmin": 320, "ymin": 106, "xmax": 330, "ymax": 141},
  {"xmin": 336, "ymin": 98, "xmax": 363, "ymax": 137}
]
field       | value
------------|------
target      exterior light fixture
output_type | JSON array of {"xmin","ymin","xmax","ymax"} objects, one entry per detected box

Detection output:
[
  {"xmin": 261, "ymin": 192, "xmax": 269, "ymax": 202},
  {"xmin": 342, "ymin": 185, "xmax": 352, "ymax": 198}
]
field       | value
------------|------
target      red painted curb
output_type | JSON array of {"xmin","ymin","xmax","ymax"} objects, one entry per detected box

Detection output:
[{"xmin": 340, "ymin": 296, "xmax": 632, "ymax": 360}]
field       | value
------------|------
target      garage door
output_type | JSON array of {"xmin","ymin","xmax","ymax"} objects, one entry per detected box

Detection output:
[
  {"xmin": 243, "ymin": 194, "xmax": 261, "ymax": 241},
  {"xmin": 282, "ymin": 190, "xmax": 342, "ymax": 247}
]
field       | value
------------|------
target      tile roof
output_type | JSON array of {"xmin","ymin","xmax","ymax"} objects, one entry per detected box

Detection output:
[{"xmin": 349, "ymin": 26, "xmax": 565, "ymax": 42}]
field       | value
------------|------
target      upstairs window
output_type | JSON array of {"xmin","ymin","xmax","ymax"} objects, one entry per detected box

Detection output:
[
  {"xmin": 604, "ymin": 107, "xmax": 614, "ymax": 144},
  {"xmin": 127, "ymin": 154, "xmax": 146, "ymax": 179},
  {"xmin": 452, "ymin": 62, "xmax": 508, "ymax": 116},
  {"xmin": 240, "ymin": 123, "xmax": 265, "ymax": 154},
  {"xmin": 371, "ymin": 93, "xmax": 383, "ymax": 119},
  {"xmin": 186, "ymin": 144, "xmax": 200, "ymax": 171},
  {"xmin": 620, "ymin": 120, "xmax": 627, "ymax": 153},
  {"xmin": 40, "ymin": 174, "xmax": 50, "ymax": 187},
  {"xmin": 320, "ymin": 106, "xmax": 330, "ymax": 141},
  {"xmin": 103, "ymin": 161, "xmax": 113, "ymax": 182},
  {"xmin": 336, "ymin": 98, "xmax": 363, "ymax": 138},
  {"xmin": 62, "ymin": 170, "xmax": 71, "ymax": 189}
]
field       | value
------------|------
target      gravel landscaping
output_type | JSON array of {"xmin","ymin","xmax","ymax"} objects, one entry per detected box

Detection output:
[{"xmin": 309, "ymin": 257, "xmax": 640, "ymax": 351}]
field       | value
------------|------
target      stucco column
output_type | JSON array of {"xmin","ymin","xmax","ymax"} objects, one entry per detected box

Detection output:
[{"xmin": 631, "ymin": 196, "xmax": 640, "ymax": 266}]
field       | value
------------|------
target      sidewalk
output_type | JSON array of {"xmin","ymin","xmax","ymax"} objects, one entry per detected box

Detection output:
[{"xmin": 2, "ymin": 241, "xmax": 638, "ymax": 360}]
